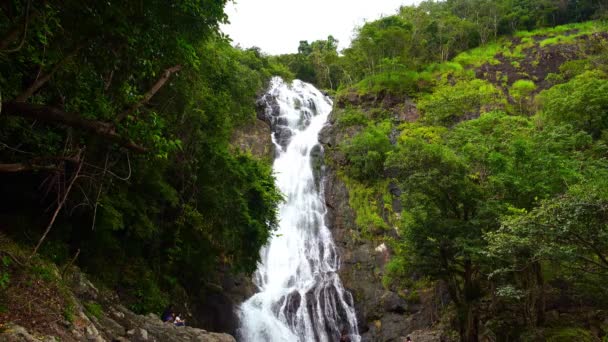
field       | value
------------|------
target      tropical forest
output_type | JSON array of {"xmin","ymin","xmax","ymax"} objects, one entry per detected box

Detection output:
[{"xmin": 0, "ymin": 0, "xmax": 607, "ymax": 341}]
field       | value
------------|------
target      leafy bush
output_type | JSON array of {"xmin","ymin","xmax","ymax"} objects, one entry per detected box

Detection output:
[
  {"xmin": 418, "ymin": 79, "xmax": 503, "ymax": 125},
  {"xmin": 509, "ymin": 79, "xmax": 537, "ymax": 113},
  {"xmin": 539, "ymin": 70, "xmax": 608, "ymax": 138},
  {"xmin": 344, "ymin": 178, "xmax": 391, "ymax": 236},
  {"xmin": 335, "ymin": 108, "xmax": 369, "ymax": 127},
  {"xmin": 559, "ymin": 59, "xmax": 593, "ymax": 79},
  {"xmin": 341, "ymin": 121, "xmax": 394, "ymax": 181}
]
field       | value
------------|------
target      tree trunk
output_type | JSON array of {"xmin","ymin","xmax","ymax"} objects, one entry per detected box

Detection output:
[
  {"xmin": 460, "ymin": 259, "xmax": 480, "ymax": 342},
  {"xmin": 533, "ymin": 261, "xmax": 546, "ymax": 326},
  {"xmin": 459, "ymin": 303, "xmax": 480, "ymax": 342}
]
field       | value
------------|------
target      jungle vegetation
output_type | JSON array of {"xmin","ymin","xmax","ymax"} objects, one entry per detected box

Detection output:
[{"xmin": 0, "ymin": 0, "xmax": 289, "ymax": 315}]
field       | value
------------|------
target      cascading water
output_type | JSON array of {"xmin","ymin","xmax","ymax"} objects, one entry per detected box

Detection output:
[{"xmin": 238, "ymin": 77, "xmax": 360, "ymax": 342}]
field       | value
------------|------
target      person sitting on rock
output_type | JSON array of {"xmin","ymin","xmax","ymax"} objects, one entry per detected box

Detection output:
[
  {"xmin": 161, "ymin": 307, "xmax": 175, "ymax": 323},
  {"xmin": 174, "ymin": 314, "xmax": 186, "ymax": 327}
]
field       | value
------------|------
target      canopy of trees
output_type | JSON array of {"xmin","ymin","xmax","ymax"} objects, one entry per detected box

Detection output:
[
  {"xmin": 0, "ymin": 0, "xmax": 289, "ymax": 314},
  {"xmin": 276, "ymin": 0, "xmax": 606, "ymax": 93}
]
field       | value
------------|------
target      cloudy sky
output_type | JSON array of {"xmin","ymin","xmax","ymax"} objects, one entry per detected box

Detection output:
[{"xmin": 221, "ymin": 0, "xmax": 420, "ymax": 55}]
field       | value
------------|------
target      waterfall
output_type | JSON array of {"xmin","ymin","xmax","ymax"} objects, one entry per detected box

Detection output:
[{"xmin": 238, "ymin": 77, "xmax": 360, "ymax": 342}]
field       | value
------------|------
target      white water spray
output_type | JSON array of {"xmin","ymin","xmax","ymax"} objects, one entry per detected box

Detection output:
[{"xmin": 238, "ymin": 77, "xmax": 360, "ymax": 342}]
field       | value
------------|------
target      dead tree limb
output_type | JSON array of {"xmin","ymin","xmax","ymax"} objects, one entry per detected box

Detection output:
[
  {"xmin": 0, "ymin": 162, "xmax": 58, "ymax": 173},
  {"xmin": 30, "ymin": 152, "xmax": 84, "ymax": 259},
  {"xmin": 116, "ymin": 65, "xmax": 182, "ymax": 122},
  {"xmin": 91, "ymin": 152, "xmax": 109, "ymax": 231},
  {"xmin": 0, "ymin": 156, "xmax": 79, "ymax": 173}
]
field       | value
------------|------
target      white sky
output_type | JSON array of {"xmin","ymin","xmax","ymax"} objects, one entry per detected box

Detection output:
[{"xmin": 221, "ymin": 0, "xmax": 420, "ymax": 55}]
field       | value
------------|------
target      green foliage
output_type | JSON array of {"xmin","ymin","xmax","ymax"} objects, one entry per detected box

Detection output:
[
  {"xmin": 510, "ymin": 79, "xmax": 537, "ymax": 98},
  {"xmin": 341, "ymin": 121, "xmax": 394, "ymax": 181},
  {"xmin": 539, "ymin": 70, "xmax": 608, "ymax": 138},
  {"xmin": 0, "ymin": 257, "xmax": 10, "ymax": 290},
  {"xmin": 318, "ymin": 3, "xmax": 608, "ymax": 342},
  {"xmin": 509, "ymin": 79, "xmax": 537, "ymax": 113},
  {"xmin": 488, "ymin": 174, "xmax": 608, "ymax": 295},
  {"xmin": 418, "ymin": 79, "xmax": 503, "ymax": 126},
  {"xmin": 516, "ymin": 21, "xmax": 607, "ymax": 39},
  {"xmin": 276, "ymin": 1, "xmax": 605, "ymax": 94},
  {"xmin": 343, "ymin": 177, "xmax": 391, "ymax": 237},
  {"xmin": 454, "ymin": 43, "xmax": 502, "ymax": 67},
  {"xmin": 545, "ymin": 328, "xmax": 595, "ymax": 342},
  {"xmin": 540, "ymin": 35, "xmax": 577, "ymax": 47},
  {"xmin": 352, "ymin": 70, "xmax": 432, "ymax": 96},
  {"xmin": 559, "ymin": 59, "xmax": 594, "ymax": 79},
  {"xmin": 63, "ymin": 302, "xmax": 76, "ymax": 324},
  {"xmin": 0, "ymin": 0, "xmax": 284, "ymax": 317},
  {"xmin": 30, "ymin": 263, "xmax": 57, "ymax": 283},
  {"xmin": 335, "ymin": 108, "xmax": 369, "ymax": 128},
  {"xmin": 84, "ymin": 301, "xmax": 104, "ymax": 319}
]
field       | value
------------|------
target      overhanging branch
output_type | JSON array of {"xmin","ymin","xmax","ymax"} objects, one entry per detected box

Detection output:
[
  {"xmin": 2, "ymin": 102, "xmax": 147, "ymax": 153},
  {"xmin": 116, "ymin": 64, "xmax": 182, "ymax": 122}
]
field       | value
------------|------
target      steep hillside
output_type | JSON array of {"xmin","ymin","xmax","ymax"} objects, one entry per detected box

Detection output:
[{"xmin": 323, "ymin": 20, "xmax": 608, "ymax": 341}]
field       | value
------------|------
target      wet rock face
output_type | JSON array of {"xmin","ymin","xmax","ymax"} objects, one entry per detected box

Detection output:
[
  {"xmin": 257, "ymin": 92, "xmax": 294, "ymax": 149},
  {"xmin": 256, "ymin": 86, "xmax": 321, "ymax": 150},
  {"xmin": 231, "ymin": 118, "xmax": 274, "ymax": 162}
]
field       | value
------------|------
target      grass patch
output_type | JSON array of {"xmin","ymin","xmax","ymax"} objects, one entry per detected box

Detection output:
[
  {"xmin": 352, "ymin": 70, "xmax": 432, "ymax": 96},
  {"xmin": 515, "ymin": 21, "xmax": 600, "ymax": 38},
  {"xmin": 84, "ymin": 301, "xmax": 103, "ymax": 319},
  {"xmin": 454, "ymin": 42, "xmax": 502, "ymax": 67},
  {"xmin": 545, "ymin": 327, "xmax": 595, "ymax": 342},
  {"xmin": 0, "ymin": 233, "xmax": 78, "ymax": 337},
  {"xmin": 540, "ymin": 35, "xmax": 577, "ymax": 47},
  {"xmin": 424, "ymin": 61, "xmax": 464, "ymax": 74}
]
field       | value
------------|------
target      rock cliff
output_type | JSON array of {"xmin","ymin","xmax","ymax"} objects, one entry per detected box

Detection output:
[{"xmin": 320, "ymin": 103, "xmax": 442, "ymax": 342}]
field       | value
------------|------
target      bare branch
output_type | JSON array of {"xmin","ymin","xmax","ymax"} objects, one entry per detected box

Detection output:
[
  {"xmin": 30, "ymin": 151, "xmax": 84, "ymax": 259},
  {"xmin": 0, "ymin": 156, "xmax": 79, "ymax": 173},
  {"xmin": 91, "ymin": 153, "xmax": 109, "ymax": 231},
  {"xmin": 15, "ymin": 46, "xmax": 81, "ymax": 102}
]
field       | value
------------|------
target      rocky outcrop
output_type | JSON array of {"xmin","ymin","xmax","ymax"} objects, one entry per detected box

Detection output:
[
  {"xmin": 0, "ymin": 268, "xmax": 236, "ymax": 342},
  {"xmin": 231, "ymin": 118, "xmax": 274, "ymax": 162},
  {"xmin": 335, "ymin": 91, "xmax": 419, "ymax": 123},
  {"xmin": 190, "ymin": 270, "xmax": 257, "ymax": 336}
]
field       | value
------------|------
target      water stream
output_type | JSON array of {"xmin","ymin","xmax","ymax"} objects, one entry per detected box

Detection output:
[{"xmin": 238, "ymin": 77, "xmax": 360, "ymax": 342}]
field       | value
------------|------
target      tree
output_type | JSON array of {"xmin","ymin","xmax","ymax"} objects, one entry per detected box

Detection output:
[
  {"xmin": 539, "ymin": 70, "xmax": 608, "ymax": 138},
  {"xmin": 387, "ymin": 129, "xmax": 485, "ymax": 342}
]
